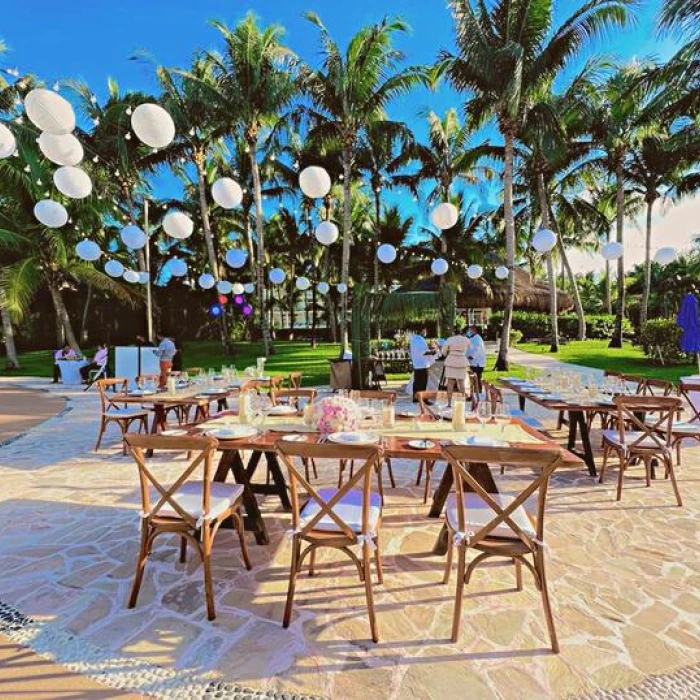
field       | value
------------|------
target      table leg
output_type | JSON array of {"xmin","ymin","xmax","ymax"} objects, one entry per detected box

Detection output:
[
  {"xmin": 519, "ymin": 395, "xmax": 526, "ymax": 412},
  {"xmin": 243, "ymin": 451, "xmax": 292, "ymax": 511},
  {"xmin": 566, "ymin": 411, "xmax": 597, "ymax": 477},
  {"xmin": 146, "ymin": 406, "xmax": 167, "ymax": 457}
]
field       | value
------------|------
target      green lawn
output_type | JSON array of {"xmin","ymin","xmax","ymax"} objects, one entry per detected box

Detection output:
[{"xmin": 517, "ymin": 339, "xmax": 697, "ymax": 382}]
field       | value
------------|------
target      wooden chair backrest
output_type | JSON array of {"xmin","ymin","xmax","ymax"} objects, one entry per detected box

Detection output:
[
  {"xmin": 443, "ymin": 445, "xmax": 563, "ymax": 549},
  {"xmin": 277, "ymin": 442, "xmax": 381, "ymax": 540},
  {"xmin": 481, "ymin": 382, "xmax": 503, "ymax": 411},
  {"xmin": 350, "ymin": 390, "xmax": 396, "ymax": 404},
  {"xmin": 621, "ymin": 374, "xmax": 645, "ymax": 394},
  {"xmin": 239, "ymin": 379, "xmax": 264, "ymax": 393},
  {"xmin": 679, "ymin": 379, "xmax": 700, "ymax": 423},
  {"xmin": 639, "ymin": 378, "xmax": 674, "ymax": 397},
  {"xmin": 612, "ymin": 395, "xmax": 680, "ymax": 450},
  {"xmin": 96, "ymin": 378, "xmax": 128, "ymax": 412},
  {"xmin": 604, "ymin": 370, "xmax": 622, "ymax": 378},
  {"xmin": 288, "ymin": 371, "xmax": 302, "ymax": 389},
  {"xmin": 270, "ymin": 388, "xmax": 317, "ymax": 407},
  {"xmin": 125, "ymin": 434, "xmax": 218, "ymax": 529}
]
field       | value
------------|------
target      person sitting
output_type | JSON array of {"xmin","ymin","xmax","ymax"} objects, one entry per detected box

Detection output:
[
  {"xmin": 80, "ymin": 343, "xmax": 109, "ymax": 383},
  {"xmin": 53, "ymin": 345, "xmax": 76, "ymax": 383}
]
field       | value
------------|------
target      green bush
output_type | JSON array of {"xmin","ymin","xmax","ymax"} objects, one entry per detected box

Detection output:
[
  {"xmin": 639, "ymin": 319, "xmax": 684, "ymax": 364},
  {"xmin": 487, "ymin": 311, "xmax": 631, "ymax": 341},
  {"xmin": 509, "ymin": 329, "xmax": 523, "ymax": 346}
]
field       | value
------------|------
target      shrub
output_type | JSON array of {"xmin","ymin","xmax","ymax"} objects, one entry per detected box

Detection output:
[
  {"xmin": 639, "ymin": 319, "xmax": 684, "ymax": 364},
  {"xmin": 487, "ymin": 311, "xmax": 631, "ymax": 341},
  {"xmin": 509, "ymin": 329, "xmax": 523, "ymax": 346}
]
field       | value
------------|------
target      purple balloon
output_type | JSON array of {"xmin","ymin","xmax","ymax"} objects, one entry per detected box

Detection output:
[
  {"xmin": 242, "ymin": 304, "xmax": 253, "ymax": 316},
  {"xmin": 234, "ymin": 295, "xmax": 244, "ymax": 305}
]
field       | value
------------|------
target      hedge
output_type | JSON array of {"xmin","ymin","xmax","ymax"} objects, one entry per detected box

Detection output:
[
  {"xmin": 639, "ymin": 319, "xmax": 684, "ymax": 364},
  {"xmin": 486, "ymin": 311, "xmax": 632, "ymax": 341}
]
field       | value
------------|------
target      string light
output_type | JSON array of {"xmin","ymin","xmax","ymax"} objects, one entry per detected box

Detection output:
[{"xmin": 53, "ymin": 82, "xmax": 60, "ymax": 92}]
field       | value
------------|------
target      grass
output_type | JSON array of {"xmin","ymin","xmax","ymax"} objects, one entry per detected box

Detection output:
[{"xmin": 517, "ymin": 339, "xmax": 698, "ymax": 383}]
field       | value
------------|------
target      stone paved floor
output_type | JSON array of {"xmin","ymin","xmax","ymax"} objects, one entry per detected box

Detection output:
[{"xmin": 0, "ymin": 375, "xmax": 698, "ymax": 699}]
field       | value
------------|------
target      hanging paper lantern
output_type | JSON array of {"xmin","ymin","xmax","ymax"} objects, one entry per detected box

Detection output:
[
  {"xmin": 269, "ymin": 268, "xmax": 286, "ymax": 285},
  {"xmin": 299, "ymin": 166, "xmax": 331, "ymax": 198},
  {"xmin": 198, "ymin": 273, "xmax": 215, "ymax": 289},
  {"xmin": 467, "ymin": 264, "xmax": 483, "ymax": 279},
  {"xmin": 162, "ymin": 211, "xmax": 194, "ymax": 240},
  {"xmin": 75, "ymin": 239, "xmax": 101, "ymax": 261},
  {"xmin": 232, "ymin": 282, "xmax": 245, "ymax": 295},
  {"xmin": 654, "ymin": 247, "xmax": 676, "ymax": 266},
  {"xmin": 601, "ymin": 241, "xmax": 623, "ymax": 261},
  {"xmin": 168, "ymin": 258, "xmax": 188, "ymax": 277},
  {"xmin": 296, "ymin": 276, "xmax": 311, "ymax": 291},
  {"xmin": 317, "ymin": 281, "xmax": 330, "ymax": 295},
  {"xmin": 0, "ymin": 124, "xmax": 16, "ymax": 159},
  {"xmin": 430, "ymin": 202, "xmax": 459, "ymax": 230},
  {"xmin": 234, "ymin": 295, "xmax": 244, "ymax": 305},
  {"xmin": 38, "ymin": 132, "xmax": 83, "ymax": 166},
  {"xmin": 242, "ymin": 304, "xmax": 253, "ymax": 316},
  {"xmin": 53, "ymin": 166, "xmax": 92, "ymax": 199},
  {"xmin": 104, "ymin": 259, "xmax": 124, "ymax": 277},
  {"xmin": 315, "ymin": 220, "xmax": 339, "ymax": 246},
  {"xmin": 218, "ymin": 294, "xmax": 229, "ymax": 305},
  {"xmin": 208, "ymin": 302, "xmax": 223, "ymax": 318},
  {"xmin": 130, "ymin": 103, "xmax": 175, "ymax": 149},
  {"xmin": 377, "ymin": 243, "xmax": 397, "ymax": 264},
  {"xmin": 431, "ymin": 258, "xmax": 448, "ymax": 276},
  {"xmin": 120, "ymin": 224, "xmax": 147, "ymax": 250},
  {"xmin": 217, "ymin": 280, "xmax": 233, "ymax": 294},
  {"xmin": 138, "ymin": 271, "xmax": 150, "ymax": 284},
  {"xmin": 24, "ymin": 88, "xmax": 76, "ymax": 135},
  {"xmin": 123, "ymin": 269, "xmax": 140, "ymax": 284},
  {"xmin": 243, "ymin": 283, "xmax": 255, "ymax": 294},
  {"xmin": 225, "ymin": 248, "xmax": 248, "ymax": 269},
  {"xmin": 495, "ymin": 265, "xmax": 509, "ymax": 280},
  {"xmin": 532, "ymin": 228, "xmax": 557, "ymax": 253},
  {"xmin": 337, "ymin": 282, "xmax": 348, "ymax": 294},
  {"xmin": 34, "ymin": 200, "xmax": 68, "ymax": 228},
  {"xmin": 211, "ymin": 178, "xmax": 243, "ymax": 209}
]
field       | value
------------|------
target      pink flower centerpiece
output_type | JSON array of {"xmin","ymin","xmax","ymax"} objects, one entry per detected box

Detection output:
[{"xmin": 312, "ymin": 397, "xmax": 362, "ymax": 435}]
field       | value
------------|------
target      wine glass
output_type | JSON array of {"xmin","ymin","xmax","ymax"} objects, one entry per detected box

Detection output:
[
  {"xmin": 493, "ymin": 401, "xmax": 511, "ymax": 435},
  {"xmin": 476, "ymin": 401, "xmax": 492, "ymax": 428}
]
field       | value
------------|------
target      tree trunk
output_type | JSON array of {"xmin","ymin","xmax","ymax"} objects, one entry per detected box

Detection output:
[
  {"xmin": 80, "ymin": 282, "xmax": 92, "ymax": 344},
  {"xmin": 373, "ymin": 188, "xmax": 381, "ymax": 341},
  {"xmin": 340, "ymin": 140, "xmax": 354, "ymax": 351},
  {"xmin": 0, "ymin": 291, "xmax": 19, "ymax": 369},
  {"xmin": 495, "ymin": 128, "xmax": 516, "ymax": 370},
  {"xmin": 48, "ymin": 283, "xmax": 80, "ymax": 352},
  {"xmin": 560, "ymin": 242, "xmax": 586, "ymax": 341},
  {"xmin": 248, "ymin": 139, "xmax": 273, "ymax": 355},
  {"xmin": 328, "ymin": 290, "xmax": 338, "ymax": 343},
  {"xmin": 610, "ymin": 156, "xmax": 626, "ymax": 348},
  {"xmin": 536, "ymin": 171, "xmax": 559, "ymax": 353},
  {"xmin": 640, "ymin": 196, "xmax": 654, "ymax": 329}
]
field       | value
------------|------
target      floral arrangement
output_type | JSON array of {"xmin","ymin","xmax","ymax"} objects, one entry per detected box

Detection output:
[{"xmin": 311, "ymin": 397, "xmax": 362, "ymax": 434}]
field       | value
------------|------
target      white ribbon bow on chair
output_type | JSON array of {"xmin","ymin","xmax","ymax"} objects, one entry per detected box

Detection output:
[
  {"xmin": 452, "ymin": 530, "xmax": 474, "ymax": 547},
  {"xmin": 285, "ymin": 524, "xmax": 305, "ymax": 541},
  {"xmin": 356, "ymin": 531, "xmax": 377, "ymax": 551},
  {"xmin": 531, "ymin": 536, "xmax": 550, "ymax": 553}
]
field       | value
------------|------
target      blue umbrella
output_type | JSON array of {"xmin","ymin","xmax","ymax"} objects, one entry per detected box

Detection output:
[{"xmin": 677, "ymin": 293, "xmax": 700, "ymax": 371}]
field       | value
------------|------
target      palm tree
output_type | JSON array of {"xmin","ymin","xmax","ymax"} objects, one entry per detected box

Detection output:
[
  {"xmin": 209, "ymin": 13, "xmax": 298, "ymax": 356},
  {"xmin": 440, "ymin": 0, "xmax": 633, "ymax": 368},
  {"xmin": 301, "ymin": 13, "xmax": 424, "ymax": 350}
]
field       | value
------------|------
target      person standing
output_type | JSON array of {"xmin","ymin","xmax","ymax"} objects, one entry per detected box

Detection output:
[
  {"xmin": 441, "ymin": 326, "xmax": 470, "ymax": 399},
  {"xmin": 80, "ymin": 343, "xmax": 109, "ymax": 382},
  {"xmin": 409, "ymin": 329, "xmax": 432, "ymax": 402},
  {"xmin": 154, "ymin": 333, "xmax": 177, "ymax": 389},
  {"xmin": 466, "ymin": 325, "xmax": 486, "ymax": 394}
]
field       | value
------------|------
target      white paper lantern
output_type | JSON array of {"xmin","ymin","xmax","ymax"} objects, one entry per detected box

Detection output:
[
  {"xmin": 299, "ymin": 166, "xmax": 331, "ymax": 198},
  {"xmin": 75, "ymin": 239, "xmax": 101, "ymax": 261},
  {"xmin": 232, "ymin": 282, "xmax": 245, "ymax": 295},
  {"xmin": 162, "ymin": 211, "xmax": 194, "ymax": 240},
  {"xmin": 120, "ymin": 224, "xmax": 147, "ymax": 250},
  {"xmin": 168, "ymin": 258, "xmax": 188, "ymax": 277},
  {"xmin": 138, "ymin": 271, "xmax": 150, "ymax": 284},
  {"xmin": 431, "ymin": 258, "xmax": 449, "ymax": 276},
  {"xmin": 296, "ymin": 276, "xmax": 311, "ymax": 291},
  {"xmin": 654, "ymin": 247, "xmax": 676, "ymax": 266},
  {"xmin": 34, "ymin": 200, "xmax": 68, "ymax": 228},
  {"xmin": 211, "ymin": 178, "xmax": 243, "ymax": 209},
  {"xmin": 601, "ymin": 241, "xmax": 624, "ymax": 261},
  {"xmin": 24, "ymin": 88, "xmax": 75, "ymax": 135},
  {"xmin": 225, "ymin": 248, "xmax": 248, "ymax": 269},
  {"xmin": 337, "ymin": 282, "xmax": 348, "ymax": 294},
  {"xmin": 269, "ymin": 267, "xmax": 286, "ymax": 285},
  {"xmin": 495, "ymin": 265, "xmax": 509, "ymax": 280},
  {"xmin": 430, "ymin": 202, "xmax": 459, "ymax": 230},
  {"xmin": 123, "ymin": 269, "xmax": 140, "ymax": 284},
  {"xmin": 38, "ymin": 132, "xmax": 83, "ymax": 166},
  {"xmin": 130, "ymin": 103, "xmax": 175, "ymax": 149},
  {"xmin": 377, "ymin": 243, "xmax": 397, "ymax": 264},
  {"xmin": 54, "ymin": 166, "xmax": 92, "ymax": 199},
  {"xmin": 217, "ymin": 280, "xmax": 233, "ymax": 294},
  {"xmin": 104, "ymin": 259, "xmax": 124, "ymax": 277},
  {"xmin": 315, "ymin": 220, "xmax": 339, "ymax": 246},
  {"xmin": 243, "ymin": 283, "xmax": 255, "ymax": 294},
  {"xmin": 467, "ymin": 264, "xmax": 483, "ymax": 279},
  {"xmin": 532, "ymin": 228, "xmax": 557, "ymax": 253},
  {"xmin": 0, "ymin": 124, "xmax": 16, "ymax": 159},
  {"xmin": 198, "ymin": 273, "xmax": 215, "ymax": 289},
  {"xmin": 317, "ymin": 281, "xmax": 330, "ymax": 295}
]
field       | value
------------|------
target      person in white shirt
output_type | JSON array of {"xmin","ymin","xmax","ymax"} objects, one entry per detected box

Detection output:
[
  {"xmin": 409, "ymin": 329, "xmax": 432, "ymax": 402},
  {"xmin": 80, "ymin": 343, "xmax": 109, "ymax": 382},
  {"xmin": 466, "ymin": 325, "xmax": 486, "ymax": 394},
  {"xmin": 53, "ymin": 345, "xmax": 76, "ymax": 383}
]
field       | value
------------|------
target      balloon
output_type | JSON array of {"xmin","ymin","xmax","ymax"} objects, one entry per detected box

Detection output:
[
  {"xmin": 495, "ymin": 265, "xmax": 509, "ymax": 280},
  {"xmin": 123, "ymin": 269, "xmax": 140, "ymax": 284},
  {"xmin": 430, "ymin": 202, "xmax": 459, "ymax": 230},
  {"xmin": 24, "ymin": 88, "xmax": 75, "ymax": 135},
  {"xmin": 654, "ymin": 247, "xmax": 676, "ymax": 265},
  {"xmin": 162, "ymin": 211, "xmax": 193, "ymax": 240},
  {"xmin": 601, "ymin": 241, "xmax": 623, "ymax": 261},
  {"xmin": 296, "ymin": 276, "xmax": 311, "ymax": 291},
  {"xmin": 232, "ymin": 282, "xmax": 245, "ymax": 295},
  {"xmin": 431, "ymin": 258, "xmax": 449, "ymax": 276},
  {"xmin": 337, "ymin": 282, "xmax": 348, "ymax": 294},
  {"xmin": 377, "ymin": 243, "xmax": 397, "ymax": 264},
  {"xmin": 53, "ymin": 166, "xmax": 92, "ymax": 199},
  {"xmin": 211, "ymin": 178, "xmax": 243, "ymax": 209},
  {"xmin": 198, "ymin": 273, "xmax": 215, "ymax": 289},
  {"xmin": 130, "ymin": 103, "xmax": 175, "ymax": 149},
  {"xmin": 138, "ymin": 271, "xmax": 150, "ymax": 284},
  {"xmin": 299, "ymin": 166, "xmax": 331, "ymax": 198},
  {"xmin": 243, "ymin": 283, "xmax": 255, "ymax": 294},
  {"xmin": 0, "ymin": 124, "xmax": 16, "ymax": 159},
  {"xmin": 104, "ymin": 260, "xmax": 124, "ymax": 277},
  {"xmin": 225, "ymin": 248, "xmax": 248, "ymax": 269},
  {"xmin": 532, "ymin": 228, "xmax": 557, "ymax": 253},
  {"xmin": 168, "ymin": 258, "xmax": 188, "ymax": 277},
  {"xmin": 75, "ymin": 239, "xmax": 101, "ymax": 261},
  {"xmin": 467, "ymin": 264, "xmax": 483, "ymax": 279},
  {"xmin": 38, "ymin": 132, "xmax": 83, "ymax": 166},
  {"xmin": 315, "ymin": 220, "xmax": 339, "ymax": 245},
  {"xmin": 120, "ymin": 224, "xmax": 147, "ymax": 250},
  {"xmin": 317, "ymin": 281, "xmax": 330, "ymax": 295},
  {"xmin": 217, "ymin": 280, "xmax": 233, "ymax": 294},
  {"xmin": 269, "ymin": 268, "xmax": 286, "ymax": 285},
  {"xmin": 34, "ymin": 200, "xmax": 68, "ymax": 228}
]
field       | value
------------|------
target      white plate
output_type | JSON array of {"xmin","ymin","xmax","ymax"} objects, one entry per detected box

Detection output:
[
  {"xmin": 266, "ymin": 405, "xmax": 297, "ymax": 416},
  {"xmin": 161, "ymin": 428, "xmax": 187, "ymax": 437},
  {"xmin": 205, "ymin": 425, "xmax": 258, "ymax": 440},
  {"xmin": 398, "ymin": 411, "xmax": 419, "ymax": 418},
  {"xmin": 282, "ymin": 434, "xmax": 307, "ymax": 442},
  {"xmin": 199, "ymin": 388, "xmax": 226, "ymax": 396},
  {"xmin": 327, "ymin": 431, "xmax": 380, "ymax": 446},
  {"xmin": 130, "ymin": 389, "xmax": 156, "ymax": 397},
  {"xmin": 453, "ymin": 435, "xmax": 509, "ymax": 447},
  {"xmin": 407, "ymin": 439, "xmax": 435, "ymax": 450}
]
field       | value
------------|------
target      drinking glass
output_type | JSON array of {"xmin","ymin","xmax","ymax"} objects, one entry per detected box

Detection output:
[{"xmin": 476, "ymin": 401, "xmax": 492, "ymax": 427}]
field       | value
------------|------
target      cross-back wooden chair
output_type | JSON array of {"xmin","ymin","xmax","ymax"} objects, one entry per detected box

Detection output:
[
  {"xmin": 270, "ymin": 388, "xmax": 317, "ymax": 409},
  {"xmin": 600, "ymin": 395, "xmax": 682, "ymax": 505},
  {"xmin": 665, "ymin": 379, "xmax": 700, "ymax": 465},
  {"xmin": 95, "ymin": 378, "xmax": 149, "ymax": 454},
  {"xmin": 621, "ymin": 374, "xmax": 646, "ymax": 395},
  {"xmin": 350, "ymin": 389, "xmax": 396, "ymax": 403},
  {"xmin": 277, "ymin": 441, "xmax": 384, "ymax": 643},
  {"xmin": 124, "ymin": 434, "xmax": 251, "ymax": 620},
  {"xmin": 442, "ymin": 445, "xmax": 564, "ymax": 650},
  {"xmin": 287, "ymin": 371, "xmax": 303, "ymax": 390},
  {"xmin": 640, "ymin": 378, "xmax": 675, "ymax": 397}
]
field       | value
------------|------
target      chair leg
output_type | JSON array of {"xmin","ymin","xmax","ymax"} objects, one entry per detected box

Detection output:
[
  {"xmin": 202, "ymin": 528, "xmax": 216, "ymax": 620},
  {"xmin": 311, "ymin": 458, "xmax": 318, "ymax": 479},
  {"xmin": 94, "ymin": 418, "xmax": 106, "ymax": 451},
  {"xmin": 179, "ymin": 537, "xmax": 187, "ymax": 563},
  {"xmin": 385, "ymin": 458, "xmax": 396, "ymax": 488},
  {"xmin": 666, "ymin": 456, "xmax": 683, "ymax": 507},
  {"xmin": 375, "ymin": 463, "xmax": 385, "ymax": 503},
  {"xmin": 535, "ymin": 549, "xmax": 559, "ymax": 653},
  {"xmin": 362, "ymin": 547, "xmax": 379, "ymax": 643},
  {"xmin": 416, "ymin": 460, "xmax": 424, "ymax": 486},
  {"xmin": 338, "ymin": 460, "xmax": 345, "ymax": 489},
  {"xmin": 233, "ymin": 511, "xmax": 252, "ymax": 570},
  {"xmin": 308, "ymin": 548, "xmax": 316, "ymax": 577},
  {"xmin": 514, "ymin": 558, "xmax": 523, "ymax": 591},
  {"xmin": 423, "ymin": 461, "xmax": 433, "ymax": 504},
  {"xmin": 128, "ymin": 524, "xmax": 150, "ymax": 609},
  {"xmin": 442, "ymin": 540, "xmax": 454, "ymax": 584},
  {"xmin": 374, "ymin": 537, "xmax": 384, "ymax": 585},
  {"xmin": 616, "ymin": 455, "xmax": 627, "ymax": 502},
  {"xmin": 283, "ymin": 539, "xmax": 301, "ymax": 628},
  {"xmin": 644, "ymin": 456, "xmax": 652, "ymax": 487},
  {"xmin": 450, "ymin": 545, "xmax": 467, "ymax": 642},
  {"xmin": 599, "ymin": 445, "xmax": 610, "ymax": 484}
]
